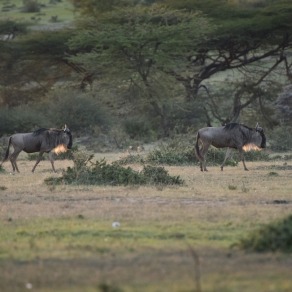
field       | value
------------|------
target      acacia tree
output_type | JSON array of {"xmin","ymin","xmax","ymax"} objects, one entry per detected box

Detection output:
[
  {"xmin": 67, "ymin": 5, "xmax": 213, "ymax": 135},
  {"xmin": 68, "ymin": 0, "xmax": 292, "ymax": 131},
  {"xmin": 162, "ymin": 0, "xmax": 292, "ymax": 124}
]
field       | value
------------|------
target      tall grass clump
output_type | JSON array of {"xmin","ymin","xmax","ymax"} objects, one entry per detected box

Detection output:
[
  {"xmin": 237, "ymin": 215, "xmax": 292, "ymax": 253},
  {"xmin": 45, "ymin": 150, "xmax": 183, "ymax": 186}
]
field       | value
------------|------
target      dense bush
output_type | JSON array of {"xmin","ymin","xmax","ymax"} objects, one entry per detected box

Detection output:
[
  {"xmin": 43, "ymin": 90, "xmax": 109, "ymax": 133},
  {"xmin": 0, "ymin": 105, "xmax": 47, "ymax": 136},
  {"xmin": 145, "ymin": 138, "xmax": 238, "ymax": 166},
  {"xmin": 146, "ymin": 141, "xmax": 196, "ymax": 165},
  {"xmin": 45, "ymin": 150, "xmax": 183, "ymax": 186},
  {"xmin": 21, "ymin": 0, "xmax": 40, "ymax": 13},
  {"xmin": 123, "ymin": 118, "xmax": 155, "ymax": 141},
  {"xmin": 117, "ymin": 138, "xmax": 271, "ymax": 167},
  {"xmin": 269, "ymin": 126, "xmax": 292, "ymax": 152},
  {"xmin": 238, "ymin": 215, "xmax": 292, "ymax": 253}
]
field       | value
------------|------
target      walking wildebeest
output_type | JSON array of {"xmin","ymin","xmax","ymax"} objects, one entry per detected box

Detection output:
[
  {"xmin": 195, "ymin": 123, "xmax": 266, "ymax": 171},
  {"xmin": 1, "ymin": 125, "xmax": 72, "ymax": 173}
]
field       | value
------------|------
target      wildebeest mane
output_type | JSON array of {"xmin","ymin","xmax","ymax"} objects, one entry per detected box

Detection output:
[
  {"xmin": 33, "ymin": 128, "xmax": 49, "ymax": 136},
  {"xmin": 223, "ymin": 123, "xmax": 252, "ymax": 131}
]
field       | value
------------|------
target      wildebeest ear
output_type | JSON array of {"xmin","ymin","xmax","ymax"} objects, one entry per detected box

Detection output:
[
  {"xmin": 63, "ymin": 124, "xmax": 68, "ymax": 131},
  {"xmin": 255, "ymin": 122, "xmax": 259, "ymax": 130}
]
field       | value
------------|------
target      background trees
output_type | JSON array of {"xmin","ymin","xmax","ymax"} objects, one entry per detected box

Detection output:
[{"xmin": 0, "ymin": 0, "xmax": 291, "ymax": 146}]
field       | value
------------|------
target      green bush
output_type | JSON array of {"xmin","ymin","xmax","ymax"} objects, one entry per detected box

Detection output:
[
  {"xmin": 240, "ymin": 149, "xmax": 270, "ymax": 161},
  {"xmin": 22, "ymin": 0, "xmax": 40, "ymax": 13},
  {"xmin": 146, "ymin": 139, "xmax": 238, "ymax": 166},
  {"xmin": 117, "ymin": 154, "xmax": 145, "ymax": 165},
  {"xmin": 146, "ymin": 143, "xmax": 195, "ymax": 165},
  {"xmin": 45, "ymin": 150, "xmax": 184, "ymax": 186},
  {"xmin": 237, "ymin": 215, "xmax": 292, "ymax": 253},
  {"xmin": 269, "ymin": 126, "xmax": 292, "ymax": 152},
  {"xmin": 43, "ymin": 90, "xmax": 109, "ymax": 134},
  {"xmin": 0, "ymin": 105, "xmax": 48, "ymax": 136},
  {"xmin": 123, "ymin": 118, "xmax": 154, "ymax": 140}
]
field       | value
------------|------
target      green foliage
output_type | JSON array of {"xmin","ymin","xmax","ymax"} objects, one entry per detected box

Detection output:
[
  {"xmin": 123, "ymin": 118, "xmax": 154, "ymax": 140},
  {"xmin": 68, "ymin": 6, "xmax": 213, "ymax": 74},
  {"xmin": 70, "ymin": 0, "xmax": 134, "ymax": 16},
  {"xmin": 0, "ymin": 105, "xmax": 48, "ymax": 136},
  {"xmin": 142, "ymin": 164, "xmax": 183, "ymax": 185},
  {"xmin": 238, "ymin": 215, "xmax": 292, "ymax": 252},
  {"xmin": 145, "ymin": 139, "xmax": 270, "ymax": 166},
  {"xmin": 21, "ymin": 30, "xmax": 71, "ymax": 58},
  {"xmin": 21, "ymin": 0, "xmax": 40, "ymax": 13},
  {"xmin": 269, "ymin": 126, "xmax": 292, "ymax": 152},
  {"xmin": 228, "ymin": 185, "xmax": 237, "ymax": 190},
  {"xmin": 45, "ymin": 150, "xmax": 183, "ymax": 186},
  {"xmin": 43, "ymin": 90, "xmax": 109, "ymax": 133},
  {"xmin": 243, "ymin": 149, "xmax": 270, "ymax": 161},
  {"xmin": 146, "ymin": 140, "xmax": 195, "ymax": 165},
  {"xmin": 117, "ymin": 154, "xmax": 145, "ymax": 165},
  {"xmin": 0, "ymin": 20, "xmax": 28, "ymax": 35}
]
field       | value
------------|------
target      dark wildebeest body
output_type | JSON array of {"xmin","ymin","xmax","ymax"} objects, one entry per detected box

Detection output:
[
  {"xmin": 1, "ymin": 125, "xmax": 72, "ymax": 173},
  {"xmin": 195, "ymin": 123, "xmax": 266, "ymax": 171}
]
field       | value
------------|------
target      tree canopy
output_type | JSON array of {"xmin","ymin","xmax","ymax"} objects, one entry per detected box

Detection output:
[{"xmin": 0, "ymin": 0, "xmax": 292, "ymax": 138}]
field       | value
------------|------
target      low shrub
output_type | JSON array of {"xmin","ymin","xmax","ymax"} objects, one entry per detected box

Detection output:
[
  {"xmin": 146, "ymin": 141, "xmax": 239, "ymax": 166},
  {"xmin": 242, "ymin": 150, "xmax": 270, "ymax": 161},
  {"xmin": 117, "ymin": 154, "xmax": 145, "ymax": 165},
  {"xmin": 45, "ymin": 150, "xmax": 183, "ymax": 186},
  {"xmin": 145, "ymin": 138, "xmax": 196, "ymax": 165},
  {"xmin": 237, "ymin": 215, "xmax": 292, "ymax": 252}
]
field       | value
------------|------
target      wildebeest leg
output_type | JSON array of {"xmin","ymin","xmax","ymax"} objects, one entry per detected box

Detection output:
[
  {"xmin": 238, "ymin": 149, "xmax": 248, "ymax": 171},
  {"xmin": 221, "ymin": 148, "xmax": 232, "ymax": 171},
  {"xmin": 32, "ymin": 152, "xmax": 44, "ymax": 172},
  {"xmin": 48, "ymin": 152, "xmax": 56, "ymax": 173},
  {"xmin": 9, "ymin": 149, "xmax": 22, "ymax": 172},
  {"xmin": 200, "ymin": 143, "xmax": 210, "ymax": 172}
]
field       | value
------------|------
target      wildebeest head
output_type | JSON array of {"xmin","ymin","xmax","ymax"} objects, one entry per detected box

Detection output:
[
  {"xmin": 63, "ymin": 124, "xmax": 73, "ymax": 149},
  {"xmin": 254, "ymin": 122, "xmax": 266, "ymax": 148}
]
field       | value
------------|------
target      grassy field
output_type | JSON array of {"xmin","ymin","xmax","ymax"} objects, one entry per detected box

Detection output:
[
  {"xmin": 1, "ymin": 0, "xmax": 75, "ymax": 28},
  {"xmin": 0, "ymin": 152, "xmax": 292, "ymax": 292}
]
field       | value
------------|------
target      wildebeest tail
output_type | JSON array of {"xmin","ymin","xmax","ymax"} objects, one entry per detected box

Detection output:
[
  {"xmin": 195, "ymin": 132, "xmax": 203, "ymax": 161},
  {"xmin": 1, "ymin": 136, "xmax": 11, "ymax": 165}
]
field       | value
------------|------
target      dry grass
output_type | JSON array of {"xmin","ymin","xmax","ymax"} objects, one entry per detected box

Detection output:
[{"xmin": 0, "ymin": 154, "xmax": 292, "ymax": 291}]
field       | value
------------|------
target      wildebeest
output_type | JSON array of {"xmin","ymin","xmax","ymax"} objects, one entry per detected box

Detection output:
[
  {"xmin": 195, "ymin": 123, "xmax": 266, "ymax": 171},
  {"xmin": 1, "ymin": 125, "xmax": 72, "ymax": 173}
]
